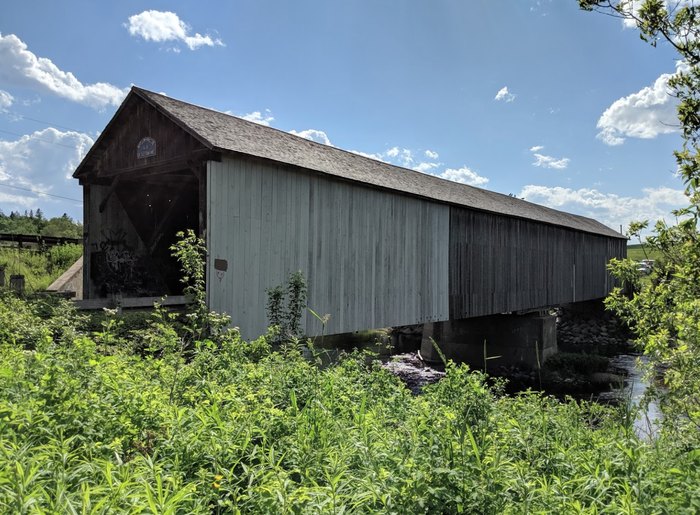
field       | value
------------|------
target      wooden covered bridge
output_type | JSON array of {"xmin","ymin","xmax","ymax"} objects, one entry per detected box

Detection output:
[{"xmin": 74, "ymin": 87, "xmax": 626, "ymax": 351}]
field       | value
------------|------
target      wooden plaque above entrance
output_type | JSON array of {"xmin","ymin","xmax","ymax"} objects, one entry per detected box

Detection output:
[{"xmin": 137, "ymin": 137, "xmax": 156, "ymax": 159}]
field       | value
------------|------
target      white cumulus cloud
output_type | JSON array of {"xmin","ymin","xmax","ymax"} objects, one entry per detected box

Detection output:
[
  {"xmin": 413, "ymin": 162, "xmax": 440, "ymax": 173},
  {"xmin": 289, "ymin": 129, "xmax": 333, "ymax": 146},
  {"xmin": 286, "ymin": 128, "xmax": 490, "ymax": 189},
  {"xmin": 596, "ymin": 62, "xmax": 683, "ymax": 145},
  {"xmin": 529, "ymin": 145, "xmax": 544, "ymax": 152},
  {"xmin": 439, "ymin": 166, "xmax": 489, "ymax": 186},
  {"xmin": 619, "ymin": 1, "xmax": 700, "ymax": 30},
  {"xmin": 376, "ymin": 146, "xmax": 416, "ymax": 167},
  {"xmin": 520, "ymin": 184, "xmax": 687, "ymax": 232},
  {"xmin": 495, "ymin": 86, "xmax": 516, "ymax": 102},
  {"xmin": 126, "ymin": 10, "xmax": 224, "ymax": 50},
  {"xmin": 0, "ymin": 127, "xmax": 93, "ymax": 219},
  {"xmin": 386, "ymin": 146, "xmax": 400, "ymax": 158},
  {"xmin": 240, "ymin": 110, "xmax": 274, "ymax": 126},
  {"xmin": 0, "ymin": 33, "xmax": 128, "ymax": 109}
]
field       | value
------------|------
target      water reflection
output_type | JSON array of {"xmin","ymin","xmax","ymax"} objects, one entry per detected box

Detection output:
[{"xmin": 599, "ymin": 354, "xmax": 662, "ymax": 439}]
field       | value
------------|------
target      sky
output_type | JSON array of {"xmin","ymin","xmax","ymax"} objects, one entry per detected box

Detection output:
[{"xmin": 0, "ymin": 0, "xmax": 690, "ymax": 236}]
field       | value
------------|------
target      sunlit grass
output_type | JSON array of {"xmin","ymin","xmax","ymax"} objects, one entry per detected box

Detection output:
[
  {"xmin": 1, "ymin": 292, "xmax": 699, "ymax": 512},
  {"xmin": 0, "ymin": 244, "xmax": 81, "ymax": 291}
]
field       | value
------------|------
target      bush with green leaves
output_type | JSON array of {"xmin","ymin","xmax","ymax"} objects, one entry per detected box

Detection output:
[
  {"xmin": 580, "ymin": 0, "xmax": 700, "ymax": 443},
  {"xmin": 2, "ymin": 288, "xmax": 700, "ymax": 512},
  {"xmin": 3, "ymin": 230, "xmax": 700, "ymax": 512},
  {"xmin": 266, "ymin": 270, "xmax": 308, "ymax": 344}
]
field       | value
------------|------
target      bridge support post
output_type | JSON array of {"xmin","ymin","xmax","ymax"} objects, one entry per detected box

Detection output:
[{"xmin": 420, "ymin": 312, "xmax": 557, "ymax": 370}]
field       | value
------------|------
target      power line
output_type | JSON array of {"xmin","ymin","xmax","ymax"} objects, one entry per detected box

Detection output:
[
  {"xmin": 0, "ymin": 128, "xmax": 83, "ymax": 150},
  {"xmin": 0, "ymin": 183, "xmax": 82, "ymax": 203},
  {"xmin": 4, "ymin": 113, "xmax": 85, "ymax": 134}
]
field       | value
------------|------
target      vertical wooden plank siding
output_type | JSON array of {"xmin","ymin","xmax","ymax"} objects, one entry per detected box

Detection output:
[
  {"xmin": 83, "ymin": 183, "xmax": 147, "ymax": 298},
  {"xmin": 206, "ymin": 156, "xmax": 450, "ymax": 339},
  {"xmin": 448, "ymin": 208, "xmax": 625, "ymax": 319},
  {"xmin": 206, "ymin": 156, "xmax": 623, "ymax": 339}
]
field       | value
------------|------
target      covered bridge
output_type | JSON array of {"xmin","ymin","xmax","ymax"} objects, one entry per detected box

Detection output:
[{"xmin": 74, "ymin": 87, "xmax": 626, "ymax": 340}]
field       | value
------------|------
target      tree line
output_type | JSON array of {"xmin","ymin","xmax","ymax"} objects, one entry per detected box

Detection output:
[{"xmin": 0, "ymin": 209, "xmax": 82, "ymax": 239}]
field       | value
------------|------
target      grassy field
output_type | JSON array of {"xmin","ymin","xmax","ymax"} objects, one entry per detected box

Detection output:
[
  {"xmin": 627, "ymin": 243, "xmax": 662, "ymax": 262},
  {"xmin": 0, "ymin": 244, "xmax": 81, "ymax": 291}
]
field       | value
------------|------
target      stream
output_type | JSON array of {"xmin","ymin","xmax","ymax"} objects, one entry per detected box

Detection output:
[
  {"xmin": 598, "ymin": 354, "xmax": 662, "ymax": 439},
  {"xmin": 308, "ymin": 324, "xmax": 664, "ymax": 439},
  {"xmin": 382, "ymin": 351, "xmax": 663, "ymax": 438}
]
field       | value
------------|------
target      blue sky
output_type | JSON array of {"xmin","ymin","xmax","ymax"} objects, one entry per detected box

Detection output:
[{"xmin": 0, "ymin": 0, "xmax": 689, "ymax": 235}]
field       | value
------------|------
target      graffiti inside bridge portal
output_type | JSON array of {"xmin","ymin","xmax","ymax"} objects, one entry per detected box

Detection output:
[{"xmin": 91, "ymin": 229, "xmax": 143, "ymax": 295}]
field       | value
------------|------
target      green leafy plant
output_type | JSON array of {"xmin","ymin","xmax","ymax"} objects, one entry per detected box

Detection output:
[
  {"xmin": 580, "ymin": 0, "xmax": 700, "ymax": 442},
  {"xmin": 265, "ymin": 270, "xmax": 308, "ymax": 344},
  {"xmin": 170, "ymin": 229, "xmax": 230, "ymax": 341},
  {"xmin": 2, "ymin": 288, "xmax": 700, "ymax": 511}
]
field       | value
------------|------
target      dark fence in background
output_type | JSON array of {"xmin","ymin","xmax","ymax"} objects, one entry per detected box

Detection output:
[{"xmin": 0, "ymin": 233, "xmax": 81, "ymax": 248}]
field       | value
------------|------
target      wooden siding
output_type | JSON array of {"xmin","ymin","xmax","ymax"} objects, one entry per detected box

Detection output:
[
  {"xmin": 83, "ymin": 184, "xmax": 147, "ymax": 298},
  {"xmin": 207, "ymin": 156, "xmax": 450, "ymax": 339},
  {"xmin": 448, "ymin": 209, "xmax": 626, "ymax": 319},
  {"xmin": 82, "ymin": 95, "xmax": 205, "ymax": 179}
]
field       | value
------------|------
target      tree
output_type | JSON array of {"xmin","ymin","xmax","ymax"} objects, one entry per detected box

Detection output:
[
  {"xmin": 40, "ymin": 214, "xmax": 82, "ymax": 239},
  {"xmin": 580, "ymin": 1, "xmax": 700, "ymax": 439}
]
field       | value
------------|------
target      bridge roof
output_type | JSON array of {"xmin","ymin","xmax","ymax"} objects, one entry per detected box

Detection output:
[{"xmin": 100, "ymin": 87, "xmax": 627, "ymax": 239}]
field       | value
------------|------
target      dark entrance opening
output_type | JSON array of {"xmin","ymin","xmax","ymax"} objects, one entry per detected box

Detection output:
[{"xmin": 105, "ymin": 171, "xmax": 198, "ymax": 297}]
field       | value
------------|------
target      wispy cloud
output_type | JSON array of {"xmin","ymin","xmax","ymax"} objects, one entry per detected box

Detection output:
[
  {"xmin": 234, "ymin": 114, "xmax": 489, "ymax": 188},
  {"xmin": 529, "ymin": 145, "xmax": 569, "ymax": 169},
  {"xmin": 0, "ymin": 90, "xmax": 13, "ymax": 110},
  {"xmin": 0, "ymin": 33, "xmax": 128, "ymax": 109},
  {"xmin": 414, "ymin": 162, "xmax": 440, "ymax": 173},
  {"xmin": 530, "ymin": 0, "xmax": 552, "ymax": 15},
  {"xmin": 351, "ymin": 145, "xmax": 489, "ymax": 186},
  {"xmin": 126, "ymin": 10, "xmax": 224, "ymax": 50},
  {"xmin": 352, "ymin": 146, "xmax": 441, "ymax": 174}
]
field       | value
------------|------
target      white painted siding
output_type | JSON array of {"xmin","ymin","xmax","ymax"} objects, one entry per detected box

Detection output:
[{"xmin": 207, "ymin": 157, "xmax": 450, "ymax": 339}]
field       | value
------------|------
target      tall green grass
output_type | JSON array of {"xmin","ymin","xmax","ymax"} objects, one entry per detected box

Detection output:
[
  {"xmin": 0, "ymin": 244, "xmax": 81, "ymax": 291},
  {"xmin": 1, "ymin": 292, "xmax": 699, "ymax": 513}
]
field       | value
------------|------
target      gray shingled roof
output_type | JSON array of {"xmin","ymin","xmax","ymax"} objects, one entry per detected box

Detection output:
[{"xmin": 134, "ymin": 87, "xmax": 624, "ymax": 239}]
